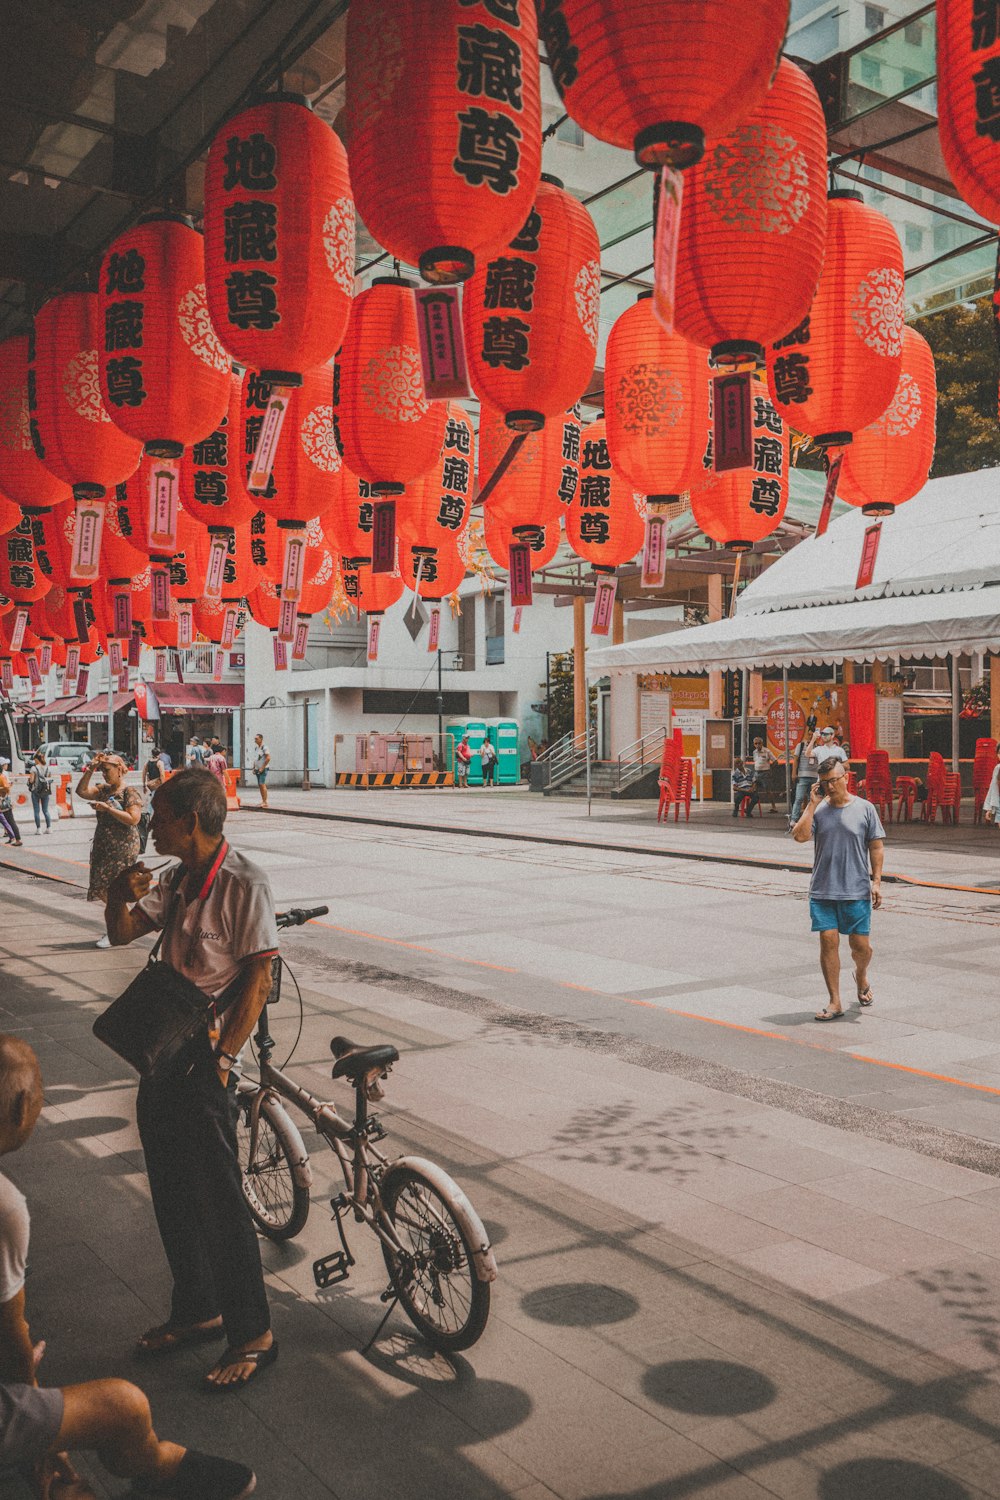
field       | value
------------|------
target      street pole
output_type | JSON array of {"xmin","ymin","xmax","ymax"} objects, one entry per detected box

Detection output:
[
  {"xmin": 437, "ymin": 648, "xmax": 444, "ymax": 771},
  {"xmin": 782, "ymin": 667, "xmax": 792, "ymax": 814},
  {"xmin": 585, "ymin": 679, "xmax": 592, "ymax": 817},
  {"xmin": 107, "ymin": 667, "xmax": 114, "ymax": 754},
  {"xmin": 740, "ymin": 667, "xmax": 749, "ymax": 761},
  {"xmin": 302, "ymin": 698, "xmax": 312, "ymax": 791},
  {"xmin": 951, "ymin": 654, "xmax": 961, "ymax": 773}
]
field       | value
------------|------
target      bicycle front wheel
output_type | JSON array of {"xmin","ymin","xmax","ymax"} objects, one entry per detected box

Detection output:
[
  {"xmin": 236, "ymin": 1086, "xmax": 311, "ymax": 1241},
  {"xmin": 380, "ymin": 1162, "xmax": 492, "ymax": 1351}
]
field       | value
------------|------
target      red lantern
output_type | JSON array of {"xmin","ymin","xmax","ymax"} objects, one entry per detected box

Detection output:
[
  {"xmin": 0, "ymin": 337, "xmax": 71, "ymax": 510},
  {"xmin": 937, "ymin": 0, "xmax": 1000, "ymax": 224},
  {"xmin": 203, "ymin": 95, "xmax": 354, "ymax": 380},
  {"xmin": 323, "ymin": 475, "xmax": 378, "ymax": 566},
  {"xmin": 242, "ymin": 365, "xmax": 338, "ymax": 526},
  {"xmin": 0, "ymin": 513, "xmax": 51, "ymax": 603},
  {"xmin": 400, "ymin": 404, "xmax": 475, "ymax": 548},
  {"xmin": 463, "ymin": 177, "xmax": 599, "ymax": 431},
  {"xmin": 399, "ymin": 538, "xmax": 466, "ymax": 599},
  {"xmin": 247, "ymin": 576, "xmax": 281, "ymax": 630},
  {"xmin": 353, "ymin": 562, "xmax": 405, "ymax": 616},
  {"xmin": 98, "ymin": 214, "xmax": 230, "ymax": 458},
  {"xmin": 102, "ymin": 491, "xmax": 149, "ymax": 580},
  {"xmin": 478, "ymin": 402, "xmax": 578, "ymax": 538},
  {"xmin": 537, "ymin": 1, "xmax": 788, "ymax": 168},
  {"xmin": 838, "ymin": 327, "xmax": 936, "ymax": 517},
  {"xmin": 337, "ymin": 279, "xmax": 447, "ymax": 493},
  {"xmin": 345, "ymin": 0, "xmax": 541, "ymax": 283},
  {"xmin": 484, "ymin": 509, "xmax": 560, "ymax": 572},
  {"xmin": 605, "ymin": 295, "xmax": 709, "ymax": 496},
  {"xmin": 565, "ymin": 419, "xmax": 645, "ymax": 568},
  {"xmin": 31, "ymin": 293, "xmax": 143, "ymax": 499},
  {"xmin": 765, "ymin": 192, "xmax": 905, "ymax": 446},
  {"xmin": 179, "ymin": 371, "xmax": 255, "ymax": 530},
  {"xmin": 0, "ymin": 492, "xmax": 20, "ymax": 536},
  {"xmin": 673, "ymin": 60, "xmax": 828, "ymax": 365},
  {"xmin": 178, "ymin": 516, "xmax": 257, "ymax": 602},
  {"xmin": 690, "ymin": 379, "xmax": 789, "ymax": 549}
]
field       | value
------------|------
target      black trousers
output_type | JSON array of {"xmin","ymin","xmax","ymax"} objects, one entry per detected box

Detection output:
[{"xmin": 136, "ymin": 1037, "xmax": 270, "ymax": 1347}]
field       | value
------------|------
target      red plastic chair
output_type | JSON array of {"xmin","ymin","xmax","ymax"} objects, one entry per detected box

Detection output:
[
  {"xmin": 939, "ymin": 773, "xmax": 962, "ymax": 825},
  {"xmin": 657, "ymin": 776, "xmax": 675, "ymax": 824},
  {"xmin": 673, "ymin": 758, "xmax": 694, "ymax": 822},
  {"xmin": 924, "ymin": 752, "xmax": 947, "ymax": 823},
  {"xmin": 894, "ymin": 775, "xmax": 917, "ymax": 823}
]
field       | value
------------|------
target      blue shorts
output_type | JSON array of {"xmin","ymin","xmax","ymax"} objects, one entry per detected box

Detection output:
[
  {"xmin": 255, "ymin": 769, "xmax": 268, "ymax": 784},
  {"xmin": 810, "ymin": 897, "xmax": 872, "ymax": 935}
]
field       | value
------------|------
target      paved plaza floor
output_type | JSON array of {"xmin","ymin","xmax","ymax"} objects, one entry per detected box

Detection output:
[{"xmin": 2, "ymin": 789, "xmax": 1000, "ymax": 1497}]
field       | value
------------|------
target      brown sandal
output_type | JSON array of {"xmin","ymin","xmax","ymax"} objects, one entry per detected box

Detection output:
[{"xmin": 135, "ymin": 1320, "xmax": 224, "ymax": 1359}]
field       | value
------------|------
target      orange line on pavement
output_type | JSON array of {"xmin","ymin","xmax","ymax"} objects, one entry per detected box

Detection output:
[{"xmin": 310, "ymin": 919, "xmax": 520, "ymax": 972}]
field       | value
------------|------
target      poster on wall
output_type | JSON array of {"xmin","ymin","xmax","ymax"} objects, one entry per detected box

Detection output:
[
  {"xmin": 761, "ymin": 681, "xmax": 843, "ymax": 756},
  {"xmin": 639, "ymin": 690, "xmax": 672, "ymax": 738},
  {"xmin": 876, "ymin": 691, "xmax": 904, "ymax": 755}
]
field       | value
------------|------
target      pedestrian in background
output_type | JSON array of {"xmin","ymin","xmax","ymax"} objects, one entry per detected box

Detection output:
[
  {"xmin": 76, "ymin": 753, "xmax": 142, "ymax": 948},
  {"xmin": 455, "ymin": 733, "xmax": 472, "ymax": 788},
  {"xmin": 732, "ymin": 759, "xmax": 759, "ymax": 818},
  {"xmin": 208, "ymin": 744, "xmax": 228, "ymax": 788},
  {"xmin": 252, "ymin": 734, "xmax": 270, "ymax": 807},
  {"xmin": 26, "ymin": 752, "xmax": 53, "ymax": 836},
  {"xmin": 480, "ymin": 738, "xmax": 498, "ymax": 787},
  {"xmin": 751, "ymin": 736, "xmax": 778, "ymax": 813},
  {"xmin": 0, "ymin": 760, "xmax": 22, "ymax": 847}
]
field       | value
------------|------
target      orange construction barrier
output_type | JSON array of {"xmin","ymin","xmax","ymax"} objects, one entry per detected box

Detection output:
[
  {"xmin": 224, "ymin": 767, "xmax": 241, "ymax": 811},
  {"xmin": 56, "ymin": 772, "xmax": 74, "ymax": 818}
]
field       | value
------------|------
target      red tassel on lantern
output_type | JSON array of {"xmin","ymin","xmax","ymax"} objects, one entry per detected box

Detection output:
[
  {"xmin": 765, "ymin": 192, "xmax": 905, "ymax": 446},
  {"xmin": 346, "ymin": 0, "xmax": 541, "ymax": 284},
  {"xmin": 690, "ymin": 379, "xmax": 789, "ymax": 549},
  {"xmin": 673, "ymin": 60, "xmax": 828, "ymax": 365},
  {"xmin": 98, "ymin": 214, "xmax": 230, "ymax": 458},
  {"xmin": 32, "ymin": 293, "xmax": 143, "ymax": 500},
  {"xmin": 937, "ymin": 0, "xmax": 1000, "ymax": 224},
  {"xmin": 463, "ymin": 177, "xmax": 599, "ymax": 431},
  {"xmin": 838, "ymin": 327, "xmax": 936, "ymax": 517},
  {"xmin": 337, "ymin": 279, "xmax": 447, "ymax": 493},
  {"xmin": 0, "ymin": 337, "xmax": 72, "ymax": 510},
  {"xmin": 537, "ymin": 0, "xmax": 788, "ymax": 168},
  {"xmin": 565, "ymin": 419, "xmax": 645, "ymax": 568}
]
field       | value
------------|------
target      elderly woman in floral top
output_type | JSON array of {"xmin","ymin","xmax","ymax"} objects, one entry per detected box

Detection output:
[{"xmin": 76, "ymin": 752, "xmax": 143, "ymax": 946}]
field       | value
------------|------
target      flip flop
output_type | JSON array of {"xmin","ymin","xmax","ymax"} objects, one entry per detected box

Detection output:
[
  {"xmin": 135, "ymin": 1321, "xmax": 224, "ymax": 1359},
  {"xmin": 814, "ymin": 1007, "xmax": 846, "ymax": 1022},
  {"xmin": 204, "ymin": 1340, "xmax": 279, "ymax": 1392},
  {"xmin": 857, "ymin": 986, "xmax": 874, "ymax": 1007}
]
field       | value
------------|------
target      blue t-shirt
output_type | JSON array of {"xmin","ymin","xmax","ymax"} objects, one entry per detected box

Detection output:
[{"xmin": 810, "ymin": 797, "xmax": 885, "ymax": 901}]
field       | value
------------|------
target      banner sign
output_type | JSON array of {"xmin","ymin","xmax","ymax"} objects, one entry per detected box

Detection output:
[
  {"xmin": 64, "ymin": 645, "xmax": 80, "ymax": 684},
  {"xmin": 150, "ymin": 564, "xmax": 171, "ymax": 621},
  {"xmin": 591, "ymin": 574, "xmax": 618, "ymax": 635},
  {"xmin": 641, "ymin": 513, "xmax": 668, "ymax": 589},
  {"xmin": 508, "ymin": 541, "xmax": 533, "ymax": 606},
  {"xmin": 127, "ymin": 632, "xmax": 142, "ymax": 667},
  {"xmin": 76, "ymin": 666, "xmax": 89, "ymax": 697},
  {"xmin": 512, "ymin": 605, "xmax": 523, "ymax": 634},
  {"xmin": 221, "ymin": 606, "xmax": 239, "ymax": 649},
  {"xmin": 427, "ymin": 606, "xmax": 441, "ymax": 652},
  {"xmin": 248, "ymin": 393, "xmax": 288, "ymax": 494},
  {"xmin": 108, "ymin": 639, "xmax": 123, "ymax": 675},
  {"xmin": 280, "ymin": 530, "xmax": 306, "ymax": 603},
  {"xmin": 414, "ymin": 286, "xmax": 470, "ymax": 399},
  {"xmin": 148, "ymin": 463, "xmax": 179, "ymax": 552},
  {"xmin": 817, "ymin": 453, "xmax": 842, "ymax": 538},
  {"xmin": 856, "ymin": 522, "xmax": 883, "ymax": 590},
  {"xmin": 278, "ymin": 597, "xmax": 298, "ymax": 643},
  {"xmin": 70, "ymin": 498, "xmax": 105, "ymax": 582},
  {"xmin": 72, "ymin": 596, "xmax": 90, "ymax": 642},
  {"xmin": 39, "ymin": 643, "xmax": 52, "ymax": 676},
  {"xmin": 213, "ymin": 648, "xmax": 224, "ymax": 682},
  {"xmin": 154, "ymin": 650, "xmax": 166, "ymax": 683},
  {"xmin": 652, "ymin": 165, "xmax": 684, "ymax": 333},
  {"xmin": 26, "ymin": 654, "xmax": 41, "ymax": 687},
  {"xmin": 204, "ymin": 532, "xmax": 228, "ymax": 599},
  {"xmin": 367, "ymin": 616, "xmax": 381, "ymax": 662},
  {"xmin": 713, "ymin": 372, "xmax": 753, "ymax": 471},
  {"xmin": 292, "ymin": 620, "xmax": 309, "ymax": 660},
  {"xmin": 9, "ymin": 608, "xmax": 27, "ymax": 652},
  {"xmin": 176, "ymin": 603, "xmax": 194, "ymax": 650},
  {"xmin": 372, "ymin": 500, "xmax": 397, "ymax": 574},
  {"xmin": 273, "ymin": 636, "xmax": 288, "ymax": 671},
  {"xmin": 113, "ymin": 590, "xmax": 132, "ymax": 640},
  {"xmin": 118, "ymin": 666, "xmax": 129, "ymax": 694}
]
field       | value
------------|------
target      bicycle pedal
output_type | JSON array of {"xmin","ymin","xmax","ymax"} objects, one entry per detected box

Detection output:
[
  {"xmin": 313, "ymin": 1250, "xmax": 353, "ymax": 1288},
  {"xmin": 363, "ymin": 1116, "xmax": 387, "ymax": 1142}
]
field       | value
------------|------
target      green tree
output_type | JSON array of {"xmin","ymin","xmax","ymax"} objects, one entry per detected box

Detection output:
[
  {"xmin": 544, "ymin": 651, "xmax": 597, "ymax": 743},
  {"xmin": 919, "ymin": 297, "xmax": 1000, "ymax": 476}
]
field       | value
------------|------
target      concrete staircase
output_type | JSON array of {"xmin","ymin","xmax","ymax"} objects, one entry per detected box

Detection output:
[{"xmin": 544, "ymin": 760, "xmax": 660, "ymax": 799}]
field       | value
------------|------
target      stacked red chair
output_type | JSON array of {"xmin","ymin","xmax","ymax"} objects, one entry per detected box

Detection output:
[
  {"xmin": 657, "ymin": 729, "xmax": 684, "ymax": 824},
  {"xmin": 939, "ymin": 772, "xmax": 963, "ymax": 825},
  {"xmin": 924, "ymin": 751, "xmax": 947, "ymax": 823},
  {"xmin": 863, "ymin": 751, "xmax": 893, "ymax": 824},
  {"xmin": 673, "ymin": 758, "xmax": 694, "ymax": 822},
  {"xmin": 973, "ymin": 738, "xmax": 997, "ymax": 824},
  {"xmin": 894, "ymin": 775, "xmax": 918, "ymax": 823}
]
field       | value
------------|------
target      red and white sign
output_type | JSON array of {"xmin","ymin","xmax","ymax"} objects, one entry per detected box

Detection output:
[
  {"xmin": 108, "ymin": 639, "xmax": 123, "ymax": 675},
  {"xmin": 113, "ymin": 590, "xmax": 132, "ymax": 640},
  {"xmin": 512, "ymin": 605, "xmax": 523, "ymax": 634},
  {"xmin": 508, "ymin": 542, "xmax": 533, "ymax": 607},
  {"xmin": 280, "ymin": 531, "xmax": 306, "ymax": 603},
  {"xmin": 856, "ymin": 522, "xmax": 882, "ymax": 590},
  {"xmin": 428, "ymin": 606, "xmax": 440, "ymax": 652},
  {"xmin": 148, "ymin": 463, "xmax": 179, "ymax": 552},
  {"xmin": 641, "ymin": 514, "xmax": 668, "ymax": 590},
  {"xmin": 204, "ymin": 532, "xmax": 228, "ymax": 599},
  {"xmin": 150, "ymin": 564, "xmax": 171, "ymax": 621},
  {"xmin": 76, "ymin": 666, "xmax": 89, "ymax": 697},
  {"xmin": 273, "ymin": 636, "xmax": 288, "ymax": 671},
  {"xmin": 26, "ymin": 654, "xmax": 41, "ymax": 687},
  {"xmin": 372, "ymin": 500, "xmax": 396, "ymax": 574},
  {"xmin": 248, "ymin": 393, "xmax": 289, "ymax": 494},
  {"xmin": 766, "ymin": 695, "xmax": 806, "ymax": 753},
  {"xmin": 39, "ymin": 643, "xmax": 52, "ymax": 675},
  {"xmin": 367, "ymin": 616, "xmax": 381, "ymax": 662},
  {"xmin": 652, "ymin": 165, "xmax": 684, "ymax": 333},
  {"xmin": 154, "ymin": 651, "xmax": 166, "ymax": 684},
  {"xmin": 292, "ymin": 621, "xmax": 309, "ymax": 661},
  {"xmin": 278, "ymin": 597, "xmax": 298, "ymax": 643},
  {"xmin": 9, "ymin": 609, "xmax": 28, "ymax": 652},
  {"xmin": 591, "ymin": 574, "xmax": 617, "ymax": 635},
  {"xmin": 213, "ymin": 648, "xmax": 224, "ymax": 682},
  {"xmin": 71, "ymin": 498, "xmax": 105, "ymax": 582},
  {"xmin": 817, "ymin": 453, "xmax": 842, "ymax": 538},
  {"xmin": 414, "ymin": 286, "xmax": 470, "ymax": 399},
  {"xmin": 221, "ymin": 606, "xmax": 240, "ymax": 649},
  {"xmin": 176, "ymin": 603, "xmax": 194, "ymax": 649},
  {"xmin": 127, "ymin": 633, "xmax": 142, "ymax": 667}
]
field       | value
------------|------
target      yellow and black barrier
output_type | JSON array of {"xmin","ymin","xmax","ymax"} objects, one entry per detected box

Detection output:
[{"xmin": 335, "ymin": 771, "xmax": 454, "ymax": 788}]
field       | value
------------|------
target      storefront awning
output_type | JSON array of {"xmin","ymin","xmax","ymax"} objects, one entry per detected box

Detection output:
[
  {"xmin": 37, "ymin": 696, "xmax": 87, "ymax": 719},
  {"xmin": 70, "ymin": 692, "xmax": 135, "ymax": 721},
  {"xmin": 148, "ymin": 683, "xmax": 244, "ymax": 715}
]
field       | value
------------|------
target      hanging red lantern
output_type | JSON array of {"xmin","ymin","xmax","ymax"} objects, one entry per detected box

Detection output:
[
  {"xmin": 0, "ymin": 492, "xmax": 20, "ymax": 536},
  {"xmin": 565, "ymin": 419, "xmax": 645, "ymax": 568},
  {"xmin": 399, "ymin": 404, "xmax": 475, "ymax": 549},
  {"xmin": 247, "ymin": 576, "xmax": 281, "ymax": 630},
  {"xmin": 203, "ymin": 94, "xmax": 354, "ymax": 378},
  {"xmin": 536, "ymin": 1, "xmax": 788, "ymax": 168},
  {"xmin": 605, "ymin": 294, "xmax": 710, "ymax": 495},
  {"xmin": 31, "ymin": 293, "xmax": 143, "ymax": 500},
  {"xmin": 98, "ymin": 213, "xmax": 230, "ymax": 458},
  {"xmin": 337, "ymin": 279, "xmax": 447, "ymax": 494},
  {"xmin": 353, "ymin": 562, "xmax": 405, "ymax": 616},
  {"xmin": 0, "ymin": 513, "xmax": 51, "ymax": 603},
  {"xmin": 937, "ymin": 0, "xmax": 1000, "ymax": 224},
  {"xmin": 0, "ymin": 337, "xmax": 72, "ymax": 510},
  {"xmin": 345, "ymin": 0, "xmax": 541, "ymax": 284},
  {"xmin": 484, "ymin": 509, "xmax": 560, "ymax": 572},
  {"xmin": 765, "ymin": 192, "xmax": 905, "ymax": 446},
  {"xmin": 463, "ymin": 176, "xmax": 599, "ymax": 431},
  {"xmin": 399, "ymin": 537, "xmax": 466, "ymax": 598},
  {"xmin": 838, "ymin": 326, "xmax": 936, "ymax": 517},
  {"xmin": 690, "ymin": 379, "xmax": 789, "ymax": 549},
  {"xmin": 102, "ymin": 492, "xmax": 149, "ymax": 580},
  {"xmin": 179, "ymin": 371, "xmax": 255, "ymax": 530},
  {"xmin": 673, "ymin": 60, "xmax": 828, "ymax": 365},
  {"xmin": 185, "ymin": 519, "xmax": 257, "ymax": 601},
  {"xmin": 323, "ymin": 475, "xmax": 378, "ymax": 565},
  {"xmin": 478, "ymin": 402, "xmax": 580, "ymax": 529}
]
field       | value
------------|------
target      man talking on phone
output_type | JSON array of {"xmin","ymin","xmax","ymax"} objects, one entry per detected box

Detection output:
[{"xmin": 792, "ymin": 757, "xmax": 885, "ymax": 1022}]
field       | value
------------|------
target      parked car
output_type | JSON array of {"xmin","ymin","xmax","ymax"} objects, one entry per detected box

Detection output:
[{"xmin": 36, "ymin": 741, "xmax": 93, "ymax": 773}]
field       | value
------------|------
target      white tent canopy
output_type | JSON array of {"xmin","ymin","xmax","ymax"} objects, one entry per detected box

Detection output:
[{"xmin": 588, "ymin": 467, "xmax": 1000, "ymax": 678}]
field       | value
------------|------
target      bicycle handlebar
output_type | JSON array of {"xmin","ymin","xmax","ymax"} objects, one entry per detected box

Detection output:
[{"xmin": 276, "ymin": 905, "xmax": 329, "ymax": 930}]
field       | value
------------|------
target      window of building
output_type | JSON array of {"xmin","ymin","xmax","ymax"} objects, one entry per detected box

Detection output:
[
  {"xmin": 555, "ymin": 116, "xmax": 584, "ymax": 148},
  {"xmin": 362, "ymin": 690, "xmax": 471, "ymax": 716},
  {"xmin": 458, "ymin": 595, "xmax": 476, "ymax": 671},
  {"xmin": 860, "ymin": 55, "xmax": 882, "ymax": 89},
  {"xmin": 484, "ymin": 592, "xmax": 505, "ymax": 665},
  {"xmin": 864, "ymin": 4, "xmax": 885, "ymax": 32},
  {"xmin": 790, "ymin": 9, "xmax": 840, "ymax": 59},
  {"xmin": 904, "ymin": 18, "xmax": 923, "ymax": 45},
  {"xmin": 905, "ymin": 225, "xmax": 923, "ymax": 252}
]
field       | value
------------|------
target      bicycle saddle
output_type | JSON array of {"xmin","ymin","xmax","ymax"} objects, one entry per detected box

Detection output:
[{"xmin": 330, "ymin": 1035, "xmax": 399, "ymax": 1081}]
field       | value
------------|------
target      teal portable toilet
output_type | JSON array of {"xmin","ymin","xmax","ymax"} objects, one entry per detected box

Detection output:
[
  {"xmin": 445, "ymin": 719, "xmax": 487, "ymax": 783},
  {"xmin": 486, "ymin": 718, "xmax": 520, "ymax": 784}
]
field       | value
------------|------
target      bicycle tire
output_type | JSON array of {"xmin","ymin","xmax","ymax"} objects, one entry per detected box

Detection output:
[
  {"xmin": 236, "ymin": 1086, "xmax": 311, "ymax": 1241},
  {"xmin": 379, "ymin": 1161, "xmax": 492, "ymax": 1351}
]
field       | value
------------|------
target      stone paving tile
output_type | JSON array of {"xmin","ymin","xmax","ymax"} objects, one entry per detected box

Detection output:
[{"xmin": 806, "ymin": 1166, "xmax": 956, "ymax": 1217}]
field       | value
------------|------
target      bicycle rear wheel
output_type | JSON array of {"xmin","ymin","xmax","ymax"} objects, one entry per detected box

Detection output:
[
  {"xmin": 380, "ymin": 1162, "xmax": 491, "ymax": 1351},
  {"xmin": 236, "ymin": 1086, "xmax": 311, "ymax": 1241}
]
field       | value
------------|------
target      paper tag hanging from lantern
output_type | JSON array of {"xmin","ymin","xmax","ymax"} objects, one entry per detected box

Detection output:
[
  {"xmin": 653, "ymin": 166, "xmax": 684, "ymax": 333},
  {"xmin": 280, "ymin": 530, "xmax": 306, "ymax": 603},
  {"xmin": 9, "ymin": 608, "xmax": 28, "ymax": 652},
  {"xmin": 642, "ymin": 514, "xmax": 668, "ymax": 589},
  {"xmin": 72, "ymin": 597, "xmax": 90, "ymax": 642},
  {"xmin": 713, "ymin": 373, "xmax": 753, "ymax": 472},
  {"xmin": 112, "ymin": 589, "xmax": 132, "ymax": 639},
  {"xmin": 172, "ymin": 651, "xmax": 183, "ymax": 683},
  {"xmin": 213, "ymin": 648, "xmax": 224, "ymax": 682},
  {"xmin": 117, "ymin": 666, "xmax": 129, "ymax": 693},
  {"xmin": 508, "ymin": 542, "xmax": 533, "ymax": 607},
  {"xmin": 147, "ymin": 463, "xmax": 179, "ymax": 552},
  {"xmin": 273, "ymin": 635, "xmax": 288, "ymax": 671},
  {"xmin": 26, "ymin": 654, "xmax": 41, "ymax": 688},
  {"xmin": 591, "ymin": 574, "xmax": 618, "ymax": 635},
  {"xmin": 0, "ymin": 660, "xmax": 12, "ymax": 693},
  {"xmin": 367, "ymin": 616, "xmax": 381, "ymax": 662},
  {"xmin": 816, "ymin": 453, "xmax": 842, "ymax": 538},
  {"xmin": 292, "ymin": 619, "xmax": 309, "ymax": 660},
  {"xmin": 512, "ymin": 606, "xmax": 523, "ymax": 634},
  {"xmin": 108, "ymin": 640, "xmax": 123, "ymax": 675},
  {"xmin": 39, "ymin": 643, "xmax": 52, "ymax": 675},
  {"xmin": 428, "ymin": 606, "xmax": 440, "ymax": 652},
  {"xmin": 204, "ymin": 532, "xmax": 228, "ymax": 599},
  {"xmin": 414, "ymin": 287, "xmax": 470, "ymax": 399},
  {"xmin": 64, "ymin": 644, "xmax": 80, "ymax": 685},
  {"xmin": 127, "ymin": 633, "xmax": 142, "ymax": 667},
  {"xmin": 248, "ymin": 392, "xmax": 289, "ymax": 494},
  {"xmin": 70, "ymin": 498, "xmax": 105, "ymax": 582},
  {"xmin": 221, "ymin": 606, "xmax": 239, "ymax": 649},
  {"xmin": 372, "ymin": 500, "xmax": 396, "ymax": 574},
  {"xmin": 150, "ymin": 565, "xmax": 171, "ymax": 621},
  {"xmin": 856, "ymin": 522, "xmax": 882, "ymax": 590},
  {"xmin": 76, "ymin": 665, "xmax": 89, "ymax": 696},
  {"xmin": 278, "ymin": 596, "xmax": 298, "ymax": 643},
  {"xmin": 154, "ymin": 650, "xmax": 166, "ymax": 683},
  {"xmin": 176, "ymin": 603, "xmax": 194, "ymax": 649}
]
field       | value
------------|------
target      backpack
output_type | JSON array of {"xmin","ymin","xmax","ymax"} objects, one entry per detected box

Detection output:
[{"xmin": 32, "ymin": 766, "xmax": 52, "ymax": 797}]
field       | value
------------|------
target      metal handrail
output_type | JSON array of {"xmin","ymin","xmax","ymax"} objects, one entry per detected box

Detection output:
[
  {"xmin": 547, "ymin": 727, "xmax": 598, "ymax": 789},
  {"xmin": 616, "ymin": 726, "xmax": 667, "ymax": 791}
]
